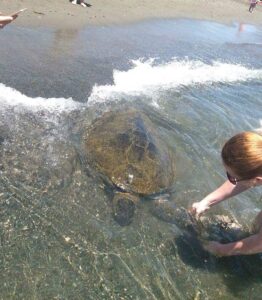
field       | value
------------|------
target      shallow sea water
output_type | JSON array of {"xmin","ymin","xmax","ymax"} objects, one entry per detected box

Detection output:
[{"xmin": 0, "ymin": 19, "xmax": 262, "ymax": 299}]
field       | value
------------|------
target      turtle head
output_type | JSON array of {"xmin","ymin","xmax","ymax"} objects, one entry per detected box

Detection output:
[{"xmin": 112, "ymin": 192, "xmax": 139, "ymax": 226}]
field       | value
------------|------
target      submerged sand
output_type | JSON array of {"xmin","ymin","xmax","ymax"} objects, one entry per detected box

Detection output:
[{"xmin": 0, "ymin": 0, "xmax": 262, "ymax": 29}]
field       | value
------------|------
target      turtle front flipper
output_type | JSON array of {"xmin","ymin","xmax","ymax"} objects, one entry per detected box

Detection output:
[
  {"xmin": 151, "ymin": 198, "xmax": 200, "ymax": 236},
  {"xmin": 112, "ymin": 192, "xmax": 139, "ymax": 226}
]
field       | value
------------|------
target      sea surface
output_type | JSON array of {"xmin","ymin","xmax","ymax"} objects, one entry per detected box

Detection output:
[{"xmin": 0, "ymin": 19, "xmax": 262, "ymax": 299}]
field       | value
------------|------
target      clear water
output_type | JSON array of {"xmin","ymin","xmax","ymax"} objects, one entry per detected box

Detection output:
[{"xmin": 0, "ymin": 19, "xmax": 261, "ymax": 299}]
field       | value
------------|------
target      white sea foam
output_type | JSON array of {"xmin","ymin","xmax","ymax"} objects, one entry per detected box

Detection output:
[
  {"xmin": 0, "ymin": 83, "xmax": 83, "ymax": 112},
  {"xmin": 255, "ymin": 120, "xmax": 262, "ymax": 134},
  {"xmin": 1, "ymin": 59, "xmax": 261, "ymax": 111},
  {"xmin": 88, "ymin": 59, "xmax": 262, "ymax": 105}
]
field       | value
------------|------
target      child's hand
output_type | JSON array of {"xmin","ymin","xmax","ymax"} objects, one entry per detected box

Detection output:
[{"xmin": 189, "ymin": 200, "xmax": 210, "ymax": 218}]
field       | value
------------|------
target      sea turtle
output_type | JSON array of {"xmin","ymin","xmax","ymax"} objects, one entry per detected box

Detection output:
[
  {"xmin": 174, "ymin": 211, "xmax": 262, "ymax": 277},
  {"xmin": 84, "ymin": 109, "xmax": 176, "ymax": 225},
  {"xmin": 153, "ymin": 200, "xmax": 262, "ymax": 276},
  {"xmin": 152, "ymin": 199, "xmax": 262, "ymax": 276},
  {"xmin": 152, "ymin": 199, "xmax": 247, "ymax": 242}
]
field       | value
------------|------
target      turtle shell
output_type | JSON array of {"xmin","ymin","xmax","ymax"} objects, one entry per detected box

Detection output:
[{"xmin": 85, "ymin": 109, "xmax": 176, "ymax": 195}]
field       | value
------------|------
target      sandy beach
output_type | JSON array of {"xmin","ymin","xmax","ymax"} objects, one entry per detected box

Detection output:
[{"xmin": 1, "ymin": 0, "xmax": 262, "ymax": 29}]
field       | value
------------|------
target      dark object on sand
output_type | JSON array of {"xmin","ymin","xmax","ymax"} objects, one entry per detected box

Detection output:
[
  {"xmin": 33, "ymin": 11, "xmax": 45, "ymax": 15},
  {"xmin": 249, "ymin": 0, "xmax": 258, "ymax": 13},
  {"xmin": 69, "ymin": 0, "xmax": 90, "ymax": 7}
]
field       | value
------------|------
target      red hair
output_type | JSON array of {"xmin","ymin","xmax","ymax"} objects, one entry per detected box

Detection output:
[{"xmin": 221, "ymin": 132, "xmax": 262, "ymax": 179}]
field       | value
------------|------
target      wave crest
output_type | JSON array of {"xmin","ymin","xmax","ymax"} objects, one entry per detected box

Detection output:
[
  {"xmin": 0, "ymin": 83, "xmax": 83, "ymax": 112},
  {"xmin": 88, "ymin": 59, "xmax": 262, "ymax": 104}
]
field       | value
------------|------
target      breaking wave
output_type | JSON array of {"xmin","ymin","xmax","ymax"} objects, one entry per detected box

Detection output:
[
  {"xmin": 1, "ymin": 59, "xmax": 261, "ymax": 111},
  {"xmin": 88, "ymin": 58, "xmax": 262, "ymax": 105},
  {"xmin": 0, "ymin": 83, "xmax": 83, "ymax": 112}
]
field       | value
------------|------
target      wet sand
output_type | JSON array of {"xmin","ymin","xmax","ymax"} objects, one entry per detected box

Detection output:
[{"xmin": 1, "ymin": 0, "xmax": 262, "ymax": 29}]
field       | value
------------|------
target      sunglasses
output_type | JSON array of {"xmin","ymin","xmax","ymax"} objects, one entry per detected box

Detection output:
[{"xmin": 226, "ymin": 172, "xmax": 250, "ymax": 185}]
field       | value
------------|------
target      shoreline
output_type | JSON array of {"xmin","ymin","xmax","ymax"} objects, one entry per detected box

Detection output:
[{"xmin": 1, "ymin": 0, "xmax": 262, "ymax": 30}]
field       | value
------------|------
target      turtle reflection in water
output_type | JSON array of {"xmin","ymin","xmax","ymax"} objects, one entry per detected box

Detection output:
[{"xmin": 85, "ymin": 109, "xmax": 176, "ymax": 225}]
